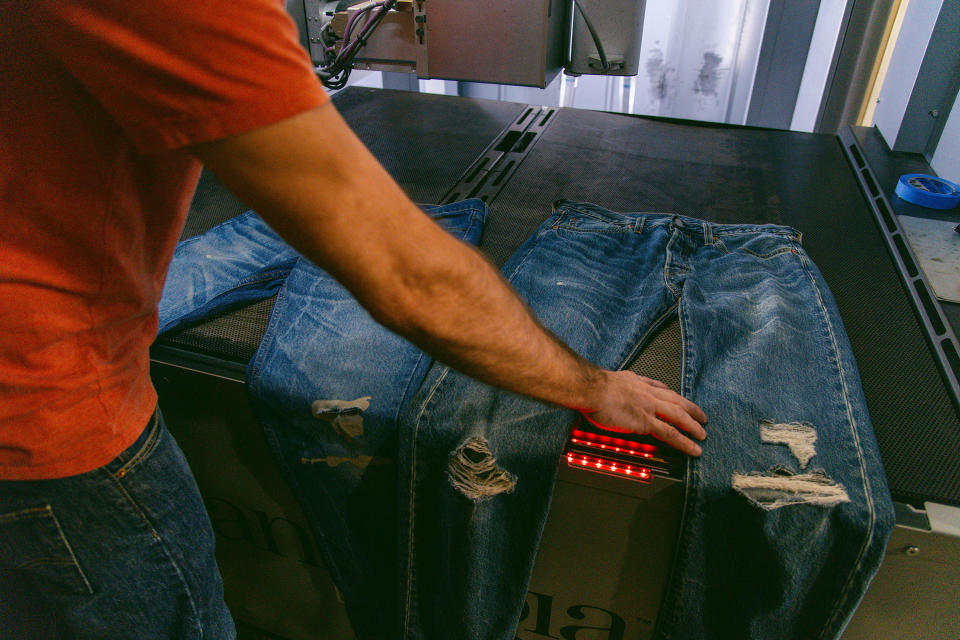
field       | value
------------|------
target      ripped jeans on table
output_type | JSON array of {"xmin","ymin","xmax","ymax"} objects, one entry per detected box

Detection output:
[
  {"xmin": 159, "ymin": 199, "xmax": 894, "ymax": 640},
  {"xmin": 157, "ymin": 199, "xmax": 488, "ymax": 639},
  {"xmin": 395, "ymin": 201, "xmax": 895, "ymax": 640}
]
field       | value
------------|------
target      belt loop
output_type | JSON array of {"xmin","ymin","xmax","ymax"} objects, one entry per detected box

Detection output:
[
  {"xmin": 634, "ymin": 217, "xmax": 645, "ymax": 233},
  {"xmin": 703, "ymin": 222, "xmax": 714, "ymax": 244}
]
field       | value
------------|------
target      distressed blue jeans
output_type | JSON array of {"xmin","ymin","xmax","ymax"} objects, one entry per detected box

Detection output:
[
  {"xmin": 396, "ymin": 201, "xmax": 895, "ymax": 640},
  {"xmin": 0, "ymin": 409, "xmax": 235, "ymax": 639},
  {"xmin": 157, "ymin": 200, "xmax": 488, "ymax": 639}
]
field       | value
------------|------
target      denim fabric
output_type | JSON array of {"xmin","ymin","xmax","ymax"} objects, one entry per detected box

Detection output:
[
  {"xmin": 247, "ymin": 199, "xmax": 487, "ymax": 639},
  {"xmin": 0, "ymin": 409, "xmax": 234, "ymax": 640},
  {"xmin": 158, "ymin": 210, "xmax": 301, "ymax": 336},
  {"xmin": 157, "ymin": 200, "xmax": 488, "ymax": 639},
  {"xmin": 396, "ymin": 201, "xmax": 895, "ymax": 640}
]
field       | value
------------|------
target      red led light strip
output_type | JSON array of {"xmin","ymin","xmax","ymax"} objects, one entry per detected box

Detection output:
[
  {"xmin": 566, "ymin": 452, "xmax": 653, "ymax": 481},
  {"xmin": 568, "ymin": 428, "xmax": 658, "ymax": 458}
]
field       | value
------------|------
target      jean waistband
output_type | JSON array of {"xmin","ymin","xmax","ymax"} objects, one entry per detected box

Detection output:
[{"xmin": 551, "ymin": 200, "xmax": 802, "ymax": 242}]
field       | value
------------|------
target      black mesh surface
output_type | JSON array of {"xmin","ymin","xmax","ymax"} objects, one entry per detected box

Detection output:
[
  {"xmin": 483, "ymin": 108, "xmax": 960, "ymax": 507},
  {"xmin": 330, "ymin": 88, "xmax": 526, "ymax": 204},
  {"xmin": 626, "ymin": 317, "xmax": 683, "ymax": 394},
  {"xmin": 156, "ymin": 88, "xmax": 525, "ymax": 362}
]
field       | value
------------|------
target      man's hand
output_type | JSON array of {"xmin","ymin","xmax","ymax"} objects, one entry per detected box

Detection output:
[{"xmin": 581, "ymin": 371, "xmax": 707, "ymax": 456}]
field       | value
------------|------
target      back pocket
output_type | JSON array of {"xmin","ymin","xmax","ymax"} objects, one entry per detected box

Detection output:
[{"xmin": 0, "ymin": 505, "xmax": 93, "ymax": 595}]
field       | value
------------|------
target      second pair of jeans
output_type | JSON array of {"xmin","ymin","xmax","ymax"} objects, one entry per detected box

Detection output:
[
  {"xmin": 157, "ymin": 199, "xmax": 488, "ymax": 639},
  {"xmin": 395, "ymin": 201, "xmax": 895, "ymax": 640}
]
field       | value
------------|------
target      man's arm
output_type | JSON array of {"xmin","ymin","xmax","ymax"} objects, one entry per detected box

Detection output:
[{"xmin": 189, "ymin": 102, "xmax": 707, "ymax": 455}]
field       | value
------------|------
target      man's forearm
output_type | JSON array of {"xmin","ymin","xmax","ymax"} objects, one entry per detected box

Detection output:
[
  {"xmin": 191, "ymin": 103, "xmax": 601, "ymax": 409},
  {"xmin": 190, "ymin": 102, "xmax": 707, "ymax": 455}
]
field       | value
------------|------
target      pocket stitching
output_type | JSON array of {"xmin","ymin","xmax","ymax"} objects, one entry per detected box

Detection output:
[{"xmin": 1, "ymin": 505, "xmax": 94, "ymax": 595}]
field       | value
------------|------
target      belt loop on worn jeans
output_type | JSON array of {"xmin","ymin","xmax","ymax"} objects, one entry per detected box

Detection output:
[
  {"xmin": 634, "ymin": 217, "xmax": 646, "ymax": 233},
  {"xmin": 702, "ymin": 222, "xmax": 714, "ymax": 244}
]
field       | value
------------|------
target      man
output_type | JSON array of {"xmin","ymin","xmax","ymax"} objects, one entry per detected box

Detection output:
[{"xmin": 0, "ymin": 1, "xmax": 706, "ymax": 637}]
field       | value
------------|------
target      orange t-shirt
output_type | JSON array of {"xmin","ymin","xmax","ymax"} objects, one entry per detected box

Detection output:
[{"xmin": 0, "ymin": 0, "xmax": 328, "ymax": 479}]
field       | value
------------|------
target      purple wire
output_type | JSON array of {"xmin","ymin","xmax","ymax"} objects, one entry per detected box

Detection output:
[
  {"xmin": 338, "ymin": 1, "xmax": 392, "ymax": 61},
  {"xmin": 341, "ymin": 6, "xmax": 370, "ymax": 50}
]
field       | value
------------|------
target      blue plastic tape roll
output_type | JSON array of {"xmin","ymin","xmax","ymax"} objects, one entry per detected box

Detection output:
[{"xmin": 895, "ymin": 173, "xmax": 960, "ymax": 210}]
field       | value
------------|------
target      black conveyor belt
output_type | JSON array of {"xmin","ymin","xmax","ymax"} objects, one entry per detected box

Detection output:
[{"xmin": 154, "ymin": 88, "xmax": 960, "ymax": 508}]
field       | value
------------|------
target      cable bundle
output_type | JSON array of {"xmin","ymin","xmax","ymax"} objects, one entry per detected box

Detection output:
[{"xmin": 316, "ymin": 0, "xmax": 398, "ymax": 90}]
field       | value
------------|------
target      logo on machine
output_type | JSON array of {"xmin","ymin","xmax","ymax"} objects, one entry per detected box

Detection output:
[{"xmin": 516, "ymin": 590, "xmax": 643, "ymax": 640}]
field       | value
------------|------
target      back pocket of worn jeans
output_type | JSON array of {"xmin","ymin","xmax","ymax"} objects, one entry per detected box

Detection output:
[{"xmin": 0, "ymin": 505, "xmax": 93, "ymax": 595}]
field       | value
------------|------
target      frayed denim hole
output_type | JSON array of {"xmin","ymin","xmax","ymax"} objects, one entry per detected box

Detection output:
[{"xmin": 447, "ymin": 437, "xmax": 517, "ymax": 502}]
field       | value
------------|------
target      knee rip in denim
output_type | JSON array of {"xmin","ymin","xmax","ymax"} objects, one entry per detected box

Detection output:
[
  {"xmin": 732, "ymin": 469, "xmax": 850, "ymax": 510},
  {"xmin": 760, "ymin": 420, "xmax": 817, "ymax": 468},
  {"xmin": 448, "ymin": 437, "xmax": 517, "ymax": 501},
  {"xmin": 311, "ymin": 396, "xmax": 371, "ymax": 439}
]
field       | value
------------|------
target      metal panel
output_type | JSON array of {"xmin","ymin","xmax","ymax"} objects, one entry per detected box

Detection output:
[
  {"xmin": 873, "ymin": 0, "xmax": 944, "ymax": 147},
  {"xmin": 814, "ymin": 0, "xmax": 896, "ymax": 134},
  {"xmin": 932, "ymin": 93, "xmax": 960, "ymax": 179},
  {"xmin": 631, "ymin": 0, "xmax": 769, "ymax": 124},
  {"xmin": 568, "ymin": 0, "xmax": 646, "ymax": 76},
  {"xmin": 746, "ymin": 0, "xmax": 821, "ymax": 129},
  {"xmin": 842, "ymin": 526, "xmax": 960, "ymax": 639},
  {"xmin": 426, "ymin": 0, "xmax": 566, "ymax": 87},
  {"xmin": 908, "ymin": 3, "xmax": 960, "ymax": 157}
]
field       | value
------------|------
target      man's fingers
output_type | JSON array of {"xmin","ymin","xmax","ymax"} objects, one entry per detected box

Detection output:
[
  {"xmin": 647, "ymin": 384, "xmax": 708, "ymax": 425},
  {"xmin": 652, "ymin": 419, "xmax": 702, "ymax": 456},
  {"xmin": 656, "ymin": 403, "xmax": 707, "ymax": 441}
]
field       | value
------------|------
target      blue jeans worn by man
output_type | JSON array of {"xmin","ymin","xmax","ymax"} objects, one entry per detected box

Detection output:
[
  {"xmin": 0, "ymin": 409, "xmax": 235, "ymax": 639},
  {"xmin": 157, "ymin": 199, "xmax": 488, "ymax": 639},
  {"xmin": 396, "ymin": 201, "xmax": 895, "ymax": 640}
]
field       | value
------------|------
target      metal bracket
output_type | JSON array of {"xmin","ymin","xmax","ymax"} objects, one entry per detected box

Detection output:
[
  {"xmin": 413, "ymin": 0, "xmax": 428, "ymax": 77},
  {"xmin": 441, "ymin": 104, "xmax": 558, "ymax": 205},
  {"xmin": 839, "ymin": 126, "xmax": 960, "ymax": 414}
]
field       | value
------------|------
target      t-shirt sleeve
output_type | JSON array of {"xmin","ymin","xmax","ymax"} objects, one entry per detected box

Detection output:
[{"xmin": 38, "ymin": 0, "xmax": 329, "ymax": 153}]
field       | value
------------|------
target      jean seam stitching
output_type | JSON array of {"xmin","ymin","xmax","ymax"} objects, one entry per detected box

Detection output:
[
  {"xmin": 107, "ymin": 469, "xmax": 204, "ymax": 638},
  {"xmin": 663, "ymin": 233, "xmax": 681, "ymax": 299},
  {"xmin": 801, "ymin": 262, "xmax": 877, "ymax": 638},
  {"xmin": 10, "ymin": 505, "xmax": 95, "ymax": 594},
  {"xmin": 556, "ymin": 225, "xmax": 633, "ymax": 233},
  {"xmin": 654, "ymin": 297, "xmax": 696, "ymax": 639},
  {"xmin": 615, "ymin": 303, "xmax": 679, "ymax": 370},
  {"xmin": 402, "ymin": 367, "xmax": 451, "ymax": 638},
  {"xmin": 47, "ymin": 506, "xmax": 95, "ymax": 594},
  {"xmin": 0, "ymin": 505, "xmax": 55, "ymax": 523},
  {"xmin": 501, "ymin": 222, "xmax": 553, "ymax": 283},
  {"xmin": 249, "ymin": 277, "xmax": 290, "ymax": 382},
  {"xmin": 114, "ymin": 410, "xmax": 162, "ymax": 479}
]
